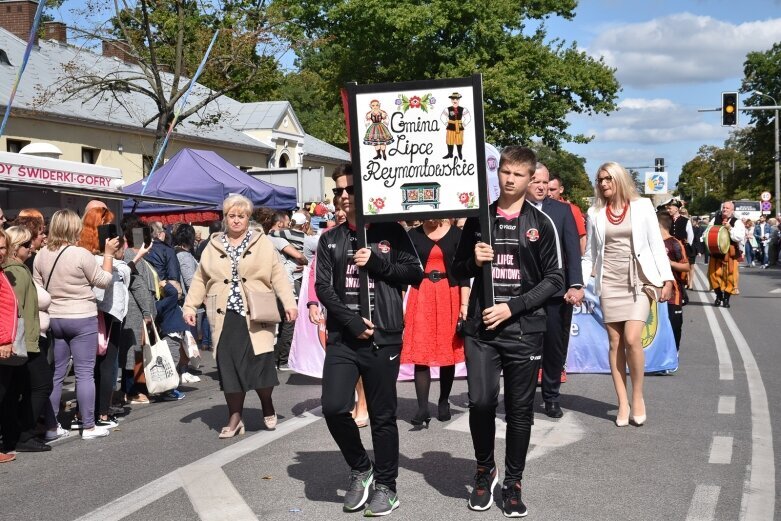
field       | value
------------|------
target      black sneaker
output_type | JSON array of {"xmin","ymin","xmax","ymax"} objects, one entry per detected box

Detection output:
[
  {"xmin": 501, "ymin": 481, "xmax": 528, "ymax": 518},
  {"xmin": 95, "ymin": 416, "xmax": 119, "ymax": 428},
  {"xmin": 468, "ymin": 466, "xmax": 498, "ymax": 511},
  {"xmin": 364, "ymin": 483, "xmax": 400, "ymax": 517},
  {"xmin": 343, "ymin": 466, "xmax": 374, "ymax": 512}
]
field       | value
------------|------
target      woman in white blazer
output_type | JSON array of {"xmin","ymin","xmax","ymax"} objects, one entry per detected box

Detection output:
[{"xmin": 582, "ymin": 162, "xmax": 674, "ymax": 427}]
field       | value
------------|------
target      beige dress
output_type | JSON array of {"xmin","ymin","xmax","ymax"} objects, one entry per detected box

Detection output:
[{"xmin": 600, "ymin": 212, "xmax": 651, "ymax": 323}]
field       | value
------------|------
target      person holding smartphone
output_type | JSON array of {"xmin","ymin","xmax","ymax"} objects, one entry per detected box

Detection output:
[{"xmin": 33, "ymin": 210, "xmax": 118, "ymax": 440}]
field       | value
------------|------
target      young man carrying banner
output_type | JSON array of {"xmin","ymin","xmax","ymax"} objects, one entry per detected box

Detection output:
[
  {"xmin": 453, "ymin": 146, "xmax": 564, "ymax": 518},
  {"xmin": 315, "ymin": 164, "xmax": 423, "ymax": 517}
]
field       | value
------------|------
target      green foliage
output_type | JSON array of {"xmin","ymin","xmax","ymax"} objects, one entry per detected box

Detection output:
[
  {"xmin": 275, "ymin": 0, "xmax": 619, "ymax": 148},
  {"xmin": 533, "ymin": 142, "xmax": 592, "ymax": 210}
]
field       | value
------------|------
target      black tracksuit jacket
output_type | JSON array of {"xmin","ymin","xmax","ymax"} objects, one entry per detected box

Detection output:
[
  {"xmin": 315, "ymin": 221, "xmax": 423, "ymax": 347},
  {"xmin": 452, "ymin": 200, "xmax": 565, "ymax": 335}
]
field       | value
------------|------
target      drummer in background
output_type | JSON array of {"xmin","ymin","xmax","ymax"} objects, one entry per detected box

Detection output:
[{"xmin": 708, "ymin": 201, "xmax": 745, "ymax": 308}]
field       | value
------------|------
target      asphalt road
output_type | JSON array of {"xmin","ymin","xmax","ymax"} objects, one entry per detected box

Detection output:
[{"xmin": 2, "ymin": 261, "xmax": 780, "ymax": 521}]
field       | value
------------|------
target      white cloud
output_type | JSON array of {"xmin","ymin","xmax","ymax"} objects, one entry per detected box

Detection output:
[
  {"xmin": 578, "ymin": 97, "xmax": 725, "ymax": 144},
  {"xmin": 589, "ymin": 14, "xmax": 781, "ymax": 87}
]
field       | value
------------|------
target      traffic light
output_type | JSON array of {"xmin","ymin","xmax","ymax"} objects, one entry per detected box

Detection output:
[
  {"xmin": 654, "ymin": 158, "xmax": 665, "ymax": 172},
  {"xmin": 722, "ymin": 92, "xmax": 738, "ymax": 126}
]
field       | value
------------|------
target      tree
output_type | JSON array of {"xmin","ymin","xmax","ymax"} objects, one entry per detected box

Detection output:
[
  {"xmin": 534, "ymin": 142, "xmax": 592, "ymax": 211},
  {"xmin": 276, "ymin": 0, "xmax": 620, "ymax": 149},
  {"xmin": 737, "ymin": 44, "xmax": 781, "ymax": 195},
  {"xmin": 34, "ymin": 0, "xmax": 289, "ymax": 162}
]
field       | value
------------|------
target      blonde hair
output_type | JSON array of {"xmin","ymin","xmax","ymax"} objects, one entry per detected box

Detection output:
[
  {"xmin": 4, "ymin": 226, "xmax": 32, "ymax": 258},
  {"xmin": 222, "ymin": 194, "xmax": 253, "ymax": 224},
  {"xmin": 48, "ymin": 209, "xmax": 83, "ymax": 250},
  {"xmin": 592, "ymin": 162, "xmax": 640, "ymax": 209}
]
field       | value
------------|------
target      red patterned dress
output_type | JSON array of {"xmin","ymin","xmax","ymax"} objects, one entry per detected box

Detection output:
[{"xmin": 401, "ymin": 243, "xmax": 464, "ymax": 366}]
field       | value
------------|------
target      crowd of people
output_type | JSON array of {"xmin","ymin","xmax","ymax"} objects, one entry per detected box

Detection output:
[{"xmin": 0, "ymin": 148, "xmax": 770, "ymax": 516}]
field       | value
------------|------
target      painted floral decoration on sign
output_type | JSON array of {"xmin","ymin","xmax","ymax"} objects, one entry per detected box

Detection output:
[
  {"xmin": 367, "ymin": 197, "xmax": 386, "ymax": 214},
  {"xmin": 458, "ymin": 192, "xmax": 476, "ymax": 208},
  {"xmin": 396, "ymin": 93, "xmax": 436, "ymax": 113}
]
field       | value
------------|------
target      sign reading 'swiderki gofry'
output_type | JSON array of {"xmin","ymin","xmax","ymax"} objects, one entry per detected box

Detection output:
[
  {"xmin": 347, "ymin": 75, "xmax": 488, "ymax": 222},
  {"xmin": 0, "ymin": 151, "xmax": 121, "ymax": 190}
]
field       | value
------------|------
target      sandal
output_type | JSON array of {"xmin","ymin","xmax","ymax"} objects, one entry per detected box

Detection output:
[{"xmin": 129, "ymin": 394, "xmax": 150, "ymax": 404}]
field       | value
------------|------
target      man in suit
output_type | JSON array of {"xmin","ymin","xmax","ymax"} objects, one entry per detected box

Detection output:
[{"xmin": 527, "ymin": 163, "xmax": 584, "ymax": 418}]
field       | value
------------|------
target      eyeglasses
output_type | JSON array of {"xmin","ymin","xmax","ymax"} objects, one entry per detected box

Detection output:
[
  {"xmin": 332, "ymin": 185, "xmax": 355, "ymax": 197},
  {"xmin": 597, "ymin": 175, "xmax": 614, "ymax": 184},
  {"xmin": 20, "ymin": 241, "xmax": 32, "ymax": 249}
]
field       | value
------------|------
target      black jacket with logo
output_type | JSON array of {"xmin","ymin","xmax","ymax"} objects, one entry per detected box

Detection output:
[
  {"xmin": 315, "ymin": 221, "xmax": 423, "ymax": 346},
  {"xmin": 453, "ymin": 200, "xmax": 565, "ymax": 335}
]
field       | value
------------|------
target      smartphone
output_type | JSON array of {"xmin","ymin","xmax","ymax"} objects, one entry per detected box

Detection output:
[
  {"xmin": 98, "ymin": 223, "xmax": 119, "ymax": 252},
  {"xmin": 318, "ymin": 221, "xmax": 328, "ymax": 229},
  {"xmin": 131, "ymin": 226, "xmax": 152, "ymax": 249}
]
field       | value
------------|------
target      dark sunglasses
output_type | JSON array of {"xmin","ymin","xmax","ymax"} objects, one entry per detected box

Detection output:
[
  {"xmin": 332, "ymin": 185, "xmax": 355, "ymax": 197},
  {"xmin": 20, "ymin": 241, "xmax": 32, "ymax": 249},
  {"xmin": 597, "ymin": 175, "xmax": 614, "ymax": 184}
]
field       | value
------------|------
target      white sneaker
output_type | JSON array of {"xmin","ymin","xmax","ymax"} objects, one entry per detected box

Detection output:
[
  {"xmin": 81, "ymin": 425, "xmax": 110, "ymax": 440},
  {"xmin": 44, "ymin": 424, "xmax": 70, "ymax": 442},
  {"xmin": 181, "ymin": 372, "xmax": 201, "ymax": 383}
]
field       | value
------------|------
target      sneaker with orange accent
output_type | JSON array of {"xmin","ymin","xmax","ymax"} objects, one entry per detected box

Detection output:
[{"xmin": 0, "ymin": 452, "xmax": 15, "ymax": 463}]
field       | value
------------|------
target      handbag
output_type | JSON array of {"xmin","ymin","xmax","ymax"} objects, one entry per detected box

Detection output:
[
  {"xmin": 142, "ymin": 321, "xmax": 180, "ymax": 395},
  {"xmin": 97, "ymin": 313, "xmax": 112, "ymax": 356},
  {"xmin": 244, "ymin": 288, "xmax": 282, "ymax": 324},
  {"xmin": 642, "ymin": 284, "xmax": 663, "ymax": 302},
  {"xmin": 1, "ymin": 313, "xmax": 29, "ymax": 366}
]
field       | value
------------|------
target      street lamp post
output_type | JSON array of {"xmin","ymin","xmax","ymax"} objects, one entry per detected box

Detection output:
[{"xmin": 754, "ymin": 91, "xmax": 780, "ymax": 218}]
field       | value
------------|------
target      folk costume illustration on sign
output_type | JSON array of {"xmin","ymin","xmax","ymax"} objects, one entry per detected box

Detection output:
[
  {"xmin": 440, "ymin": 92, "xmax": 472, "ymax": 160},
  {"xmin": 363, "ymin": 100, "xmax": 394, "ymax": 160}
]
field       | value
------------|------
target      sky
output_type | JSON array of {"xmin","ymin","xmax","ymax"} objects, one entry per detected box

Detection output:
[{"xmin": 540, "ymin": 0, "xmax": 781, "ymax": 190}]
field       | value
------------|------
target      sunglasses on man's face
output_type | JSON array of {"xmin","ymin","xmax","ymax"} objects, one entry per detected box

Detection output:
[{"xmin": 332, "ymin": 185, "xmax": 355, "ymax": 197}]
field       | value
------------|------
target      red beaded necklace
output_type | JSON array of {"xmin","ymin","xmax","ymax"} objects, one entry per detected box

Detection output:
[{"xmin": 606, "ymin": 203, "xmax": 629, "ymax": 225}]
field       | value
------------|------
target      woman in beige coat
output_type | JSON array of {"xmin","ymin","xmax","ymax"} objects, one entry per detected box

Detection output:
[{"xmin": 184, "ymin": 195, "xmax": 297, "ymax": 438}]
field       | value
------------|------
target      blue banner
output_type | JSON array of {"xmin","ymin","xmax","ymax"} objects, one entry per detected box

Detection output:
[{"xmin": 566, "ymin": 281, "xmax": 679, "ymax": 373}]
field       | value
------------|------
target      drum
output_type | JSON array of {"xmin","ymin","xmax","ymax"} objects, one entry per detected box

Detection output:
[{"xmin": 705, "ymin": 225, "xmax": 730, "ymax": 256}]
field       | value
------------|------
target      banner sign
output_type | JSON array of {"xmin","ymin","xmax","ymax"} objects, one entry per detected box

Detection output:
[
  {"xmin": 346, "ymin": 75, "xmax": 488, "ymax": 222},
  {"xmin": 0, "ymin": 151, "xmax": 121, "ymax": 190},
  {"xmin": 566, "ymin": 280, "xmax": 679, "ymax": 373},
  {"xmin": 644, "ymin": 171, "xmax": 668, "ymax": 194},
  {"xmin": 290, "ymin": 271, "xmax": 679, "ymax": 378}
]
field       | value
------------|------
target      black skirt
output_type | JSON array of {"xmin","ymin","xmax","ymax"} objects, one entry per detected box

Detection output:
[{"xmin": 216, "ymin": 311, "xmax": 279, "ymax": 393}]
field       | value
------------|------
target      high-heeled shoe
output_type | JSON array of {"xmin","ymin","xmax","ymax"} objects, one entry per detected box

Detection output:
[
  {"xmin": 218, "ymin": 421, "xmax": 245, "ymax": 439},
  {"xmin": 411, "ymin": 409, "xmax": 431, "ymax": 427},
  {"xmin": 437, "ymin": 401, "xmax": 451, "ymax": 422},
  {"xmin": 354, "ymin": 416, "xmax": 369, "ymax": 428},
  {"xmin": 615, "ymin": 407, "xmax": 630, "ymax": 427},
  {"xmin": 264, "ymin": 413, "xmax": 277, "ymax": 430},
  {"xmin": 631, "ymin": 401, "xmax": 646, "ymax": 426}
]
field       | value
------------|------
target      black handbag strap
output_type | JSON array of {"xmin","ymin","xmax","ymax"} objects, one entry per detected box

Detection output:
[{"xmin": 45, "ymin": 245, "xmax": 71, "ymax": 291}]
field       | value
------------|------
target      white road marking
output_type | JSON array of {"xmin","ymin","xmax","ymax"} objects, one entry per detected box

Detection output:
[
  {"xmin": 444, "ymin": 411, "xmax": 585, "ymax": 461},
  {"xmin": 685, "ymin": 484, "xmax": 720, "ymax": 521},
  {"xmin": 692, "ymin": 267, "xmax": 733, "ymax": 380},
  {"xmin": 693, "ymin": 267, "xmax": 776, "ymax": 520},
  {"xmin": 717, "ymin": 308, "xmax": 776, "ymax": 521},
  {"xmin": 717, "ymin": 396, "xmax": 736, "ymax": 415},
  {"xmin": 75, "ymin": 408, "xmax": 323, "ymax": 521},
  {"xmin": 179, "ymin": 465, "xmax": 257, "ymax": 521},
  {"xmin": 708, "ymin": 435, "xmax": 733, "ymax": 464},
  {"xmin": 769, "ymin": 288, "xmax": 781, "ymax": 294}
]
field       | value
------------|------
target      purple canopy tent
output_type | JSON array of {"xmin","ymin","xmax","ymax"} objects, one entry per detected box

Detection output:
[{"xmin": 123, "ymin": 148, "xmax": 296, "ymax": 224}]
